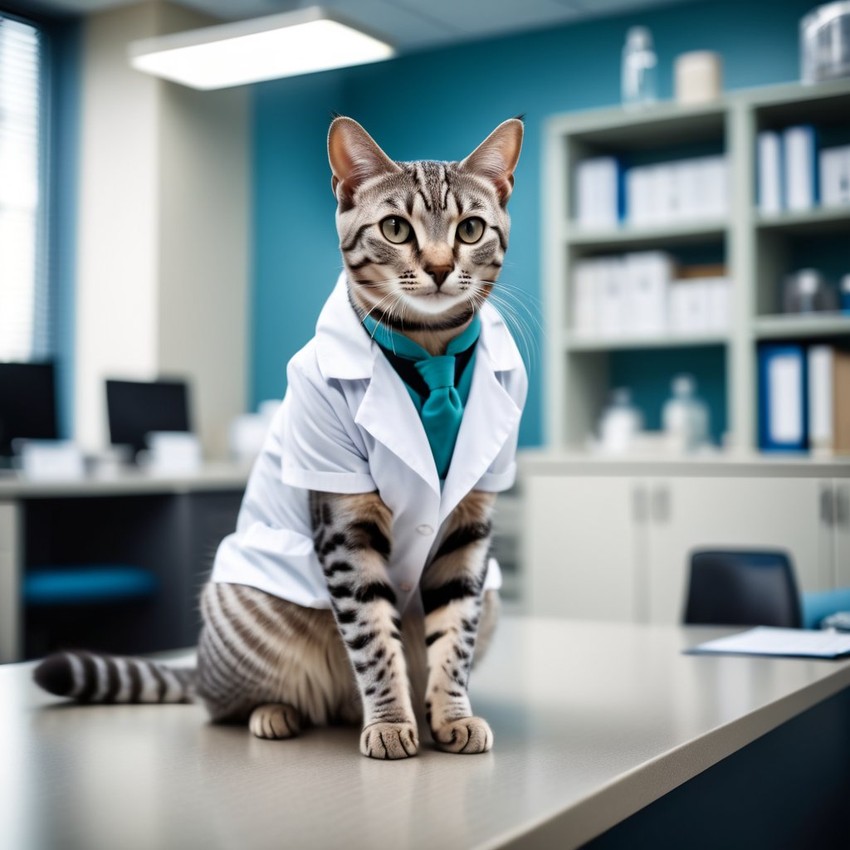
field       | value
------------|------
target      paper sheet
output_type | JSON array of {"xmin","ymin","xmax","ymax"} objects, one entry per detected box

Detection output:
[{"xmin": 686, "ymin": 627, "xmax": 850, "ymax": 659}]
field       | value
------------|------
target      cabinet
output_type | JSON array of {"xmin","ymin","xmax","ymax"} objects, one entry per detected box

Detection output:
[
  {"xmin": 525, "ymin": 476, "xmax": 639, "ymax": 620},
  {"xmin": 543, "ymin": 80, "xmax": 850, "ymax": 453},
  {"xmin": 521, "ymin": 458, "xmax": 850, "ymax": 624}
]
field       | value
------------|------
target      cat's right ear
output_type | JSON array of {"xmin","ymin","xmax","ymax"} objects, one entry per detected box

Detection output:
[{"xmin": 328, "ymin": 117, "xmax": 400, "ymax": 205}]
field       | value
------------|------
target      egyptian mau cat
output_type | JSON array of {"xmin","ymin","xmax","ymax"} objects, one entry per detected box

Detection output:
[{"xmin": 34, "ymin": 116, "xmax": 526, "ymax": 760}]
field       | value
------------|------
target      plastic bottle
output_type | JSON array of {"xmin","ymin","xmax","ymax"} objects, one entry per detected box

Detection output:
[
  {"xmin": 622, "ymin": 26, "xmax": 658, "ymax": 109},
  {"xmin": 662, "ymin": 375, "xmax": 709, "ymax": 454},
  {"xmin": 599, "ymin": 388, "xmax": 644, "ymax": 454}
]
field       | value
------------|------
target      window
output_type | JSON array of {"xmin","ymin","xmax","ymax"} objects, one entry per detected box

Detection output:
[{"xmin": 0, "ymin": 14, "xmax": 48, "ymax": 362}]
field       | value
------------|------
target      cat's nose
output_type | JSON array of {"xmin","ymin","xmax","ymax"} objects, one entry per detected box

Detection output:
[{"xmin": 425, "ymin": 264, "xmax": 452, "ymax": 288}]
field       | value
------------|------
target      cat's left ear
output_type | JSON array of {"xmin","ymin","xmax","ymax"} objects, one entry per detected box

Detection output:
[{"xmin": 460, "ymin": 118, "xmax": 523, "ymax": 204}]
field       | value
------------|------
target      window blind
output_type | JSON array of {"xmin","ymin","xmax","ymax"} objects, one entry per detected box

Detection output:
[{"xmin": 0, "ymin": 15, "xmax": 48, "ymax": 362}]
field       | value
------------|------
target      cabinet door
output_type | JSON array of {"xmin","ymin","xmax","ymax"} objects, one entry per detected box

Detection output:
[
  {"xmin": 646, "ymin": 477, "xmax": 827, "ymax": 624},
  {"xmin": 523, "ymin": 475, "xmax": 642, "ymax": 621}
]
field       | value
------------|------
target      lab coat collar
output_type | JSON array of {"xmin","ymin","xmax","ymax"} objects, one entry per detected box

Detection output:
[
  {"xmin": 315, "ymin": 272, "xmax": 523, "ymax": 381},
  {"xmin": 315, "ymin": 272, "xmax": 524, "ymax": 502}
]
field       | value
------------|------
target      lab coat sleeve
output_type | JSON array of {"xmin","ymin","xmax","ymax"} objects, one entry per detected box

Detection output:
[{"xmin": 280, "ymin": 357, "xmax": 376, "ymax": 494}]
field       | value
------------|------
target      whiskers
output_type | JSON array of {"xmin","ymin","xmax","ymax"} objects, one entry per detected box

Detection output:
[{"xmin": 470, "ymin": 278, "xmax": 543, "ymax": 371}]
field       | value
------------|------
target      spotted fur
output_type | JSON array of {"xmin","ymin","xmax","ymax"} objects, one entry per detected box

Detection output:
[{"xmin": 33, "ymin": 117, "xmax": 522, "ymax": 760}]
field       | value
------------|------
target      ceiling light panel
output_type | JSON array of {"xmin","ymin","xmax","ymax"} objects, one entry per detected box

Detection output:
[{"xmin": 129, "ymin": 7, "xmax": 395, "ymax": 90}]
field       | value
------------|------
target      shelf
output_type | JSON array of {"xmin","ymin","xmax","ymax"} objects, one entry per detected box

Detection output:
[
  {"xmin": 548, "ymin": 101, "xmax": 726, "ymax": 150},
  {"xmin": 753, "ymin": 313, "xmax": 850, "ymax": 340},
  {"xmin": 566, "ymin": 333, "xmax": 729, "ymax": 352},
  {"xmin": 567, "ymin": 220, "xmax": 726, "ymax": 251},
  {"xmin": 755, "ymin": 206, "xmax": 850, "ymax": 235}
]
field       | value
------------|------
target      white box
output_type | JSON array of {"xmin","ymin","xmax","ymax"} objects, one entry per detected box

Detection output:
[
  {"xmin": 598, "ymin": 258, "xmax": 626, "ymax": 337},
  {"xmin": 576, "ymin": 157, "xmax": 619, "ymax": 228},
  {"xmin": 669, "ymin": 281, "xmax": 690, "ymax": 335},
  {"xmin": 819, "ymin": 145, "xmax": 850, "ymax": 208},
  {"xmin": 573, "ymin": 260, "xmax": 599, "ymax": 336},
  {"xmin": 705, "ymin": 277, "xmax": 730, "ymax": 331}
]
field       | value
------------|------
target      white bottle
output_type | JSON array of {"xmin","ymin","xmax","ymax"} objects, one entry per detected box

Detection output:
[
  {"xmin": 622, "ymin": 26, "xmax": 658, "ymax": 109},
  {"xmin": 599, "ymin": 388, "xmax": 644, "ymax": 455},
  {"xmin": 662, "ymin": 375, "xmax": 709, "ymax": 454}
]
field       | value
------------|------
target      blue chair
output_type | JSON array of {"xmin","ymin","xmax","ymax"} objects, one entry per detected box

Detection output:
[
  {"xmin": 24, "ymin": 566, "xmax": 159, "ymax": 606},
  {"xmin": 684, "ymin": 550, "xmax": 802, "ymax": 628}
]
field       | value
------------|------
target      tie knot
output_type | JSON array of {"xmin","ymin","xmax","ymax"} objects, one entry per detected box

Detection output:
[{"xmin": 415, "ymin": 355, "xmax": 455, "ymax": 393}]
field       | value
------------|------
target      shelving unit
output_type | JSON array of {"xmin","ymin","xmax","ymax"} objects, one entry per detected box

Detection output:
[{"xmin": 543, "ymin": 79, "xmax": 850, "ymax": 452}]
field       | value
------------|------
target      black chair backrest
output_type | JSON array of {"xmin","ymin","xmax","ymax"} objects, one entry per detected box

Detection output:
[{"xmin": 684, "ymin": 550, "xmax": 802, "ymax": 628}]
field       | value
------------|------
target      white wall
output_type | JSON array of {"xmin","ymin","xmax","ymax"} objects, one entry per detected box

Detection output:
[{"xmin": 74, "ymin": 1, "xmax": 249, "ymax": 458}]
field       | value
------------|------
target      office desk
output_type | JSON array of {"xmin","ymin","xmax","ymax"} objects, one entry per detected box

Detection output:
[
  {"xmin": 0, "ymin": 464, "xmax": 249, "ymax": 662},
  {"xmin": 3, "ymin": 617, "xmax": 850, "ymax": 849}
]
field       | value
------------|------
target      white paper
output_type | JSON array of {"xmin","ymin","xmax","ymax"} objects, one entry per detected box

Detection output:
[
  {"xmin": 688, "ymin": 627, "xmax": 850, "ymax": 659},
  {"xmin": 769, "ymin": 353, "xmax": 803, "ymax": 444},
  {"xmin": 784, "ymin": 126, "xmax": 816, "ymax": 211},
  {"xmin": 808, "ymin": 345, "xmax": 834, "ymax": 449}
]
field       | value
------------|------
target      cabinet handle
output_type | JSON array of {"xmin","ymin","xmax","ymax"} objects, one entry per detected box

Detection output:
[
  {"xmin": 652, "ymin": 484, "xmax": 670, "ymax": 524},
  {"xmin": 836, "ymin": 487, "xmax": 850, "ymax": 527},
  {"xmin": 820, "ymin": 486, "xmax": 835, "ymax": 527},
  {"xmin": 633, "ymin": 485, "xmax": 648, "ymax": 524}
]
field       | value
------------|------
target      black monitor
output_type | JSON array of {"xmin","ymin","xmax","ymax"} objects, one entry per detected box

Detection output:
[
  {"xmin": 105, "ymin": 378, "xmax": 192, "ymax": 459},
  {"xmin": 0, "ymin": 362, "xmax": 58, "ymax": 459}
]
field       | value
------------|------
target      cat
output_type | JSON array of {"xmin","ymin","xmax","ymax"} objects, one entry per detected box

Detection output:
[{"xmin": 34, "ymin": 116, "xmax": 526, "ymax": 760}]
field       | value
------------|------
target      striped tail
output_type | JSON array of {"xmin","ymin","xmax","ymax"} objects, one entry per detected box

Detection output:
[{"xmin": 33, "ymin": 651, "xmax": 195, "ymax": 704}]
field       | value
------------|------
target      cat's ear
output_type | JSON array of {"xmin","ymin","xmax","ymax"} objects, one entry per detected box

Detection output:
[
  {"xmin": 328, "ymin": 117, "xmax": 400, "ymax": 204},
  {"xmin": 460, "ymin": 118, "xmax": 523, "ymax": 204}
]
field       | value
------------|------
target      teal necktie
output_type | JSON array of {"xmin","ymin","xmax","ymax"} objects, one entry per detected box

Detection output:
[{"xmin": 362, "ymin": 314, "xmax": 480, "ymax": 479}]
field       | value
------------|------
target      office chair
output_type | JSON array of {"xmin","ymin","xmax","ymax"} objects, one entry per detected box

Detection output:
[{"xmin": 683, "ymin": 549, "xmax": 802, "ymax": 628}]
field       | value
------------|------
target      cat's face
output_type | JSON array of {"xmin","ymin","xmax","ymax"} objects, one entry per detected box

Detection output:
[{"xmin": 328, "ymin": 118, "xmax": 523, "ymax": 331}]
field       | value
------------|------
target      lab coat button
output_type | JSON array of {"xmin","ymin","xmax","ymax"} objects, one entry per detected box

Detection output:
[{"xmin": 416, "ymin": 524, "xmax": 434, "ymax": 536}]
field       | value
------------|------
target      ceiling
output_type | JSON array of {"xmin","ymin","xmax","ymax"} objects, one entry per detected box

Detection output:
[{"xmin": 15, "ymin": 0, "xmax": 697, "ymax": 51}]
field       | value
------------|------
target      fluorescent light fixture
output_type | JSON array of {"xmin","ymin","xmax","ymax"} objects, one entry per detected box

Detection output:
[{"xmin": 129, "ymin": 6, "xmax": 395, "ymax": 90}]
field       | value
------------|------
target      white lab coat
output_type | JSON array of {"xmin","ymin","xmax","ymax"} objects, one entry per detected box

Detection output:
[{"xmin": 211, "ymin": 273, "xmax": 527, "ymax": 614}]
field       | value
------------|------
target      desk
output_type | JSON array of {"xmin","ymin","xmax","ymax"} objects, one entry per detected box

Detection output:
[
  {"xmin": 0, "ymin": 464, "xmax": 249, "ymax": 662},
  {"xmin": 3, "ymin": 618, "xmax": 849, "ymax": 849}
]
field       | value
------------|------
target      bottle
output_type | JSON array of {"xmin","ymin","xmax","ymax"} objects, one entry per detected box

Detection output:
[
  {"xmin": 841, "ymin": 274, "xmax": 850, "ymax": 314},
  {"xmin": 599, "ymin": 388, "xmax": 644, "ymax": 454},
  {"xmin": 622, "ymin": 26, "xmax": 657, "ymax": 109},
  {"xmin": 662, "ymin": 375, "xmax": 709, "ymax": 454}
]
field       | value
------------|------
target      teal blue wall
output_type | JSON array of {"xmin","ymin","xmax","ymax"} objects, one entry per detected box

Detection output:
[{"xmin": 251, "ymin": 0, "xmax": 814, "ymax": 446}]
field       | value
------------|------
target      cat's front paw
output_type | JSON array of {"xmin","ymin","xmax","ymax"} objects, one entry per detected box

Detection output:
[
  {"xmin": 360, "ymin": 721, "xmax": 419, "ymax": 759},
  {"xmin": 432, "ymin": 716, "xmax": 493, "ymax": 754}
]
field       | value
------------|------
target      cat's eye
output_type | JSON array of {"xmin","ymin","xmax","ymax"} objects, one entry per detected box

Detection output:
[
  {"xmin": 380, "ymin": 216, "xmax": 413, "ymax": 244},
  {"xmin": 456, "ymin": 217, "xmax": 485, "ymax": 244}
]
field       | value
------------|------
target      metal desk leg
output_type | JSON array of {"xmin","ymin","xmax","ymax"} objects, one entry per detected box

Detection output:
[{"xmin": 0, "ymin": 502, "xmax": 22, "ymax": 663}]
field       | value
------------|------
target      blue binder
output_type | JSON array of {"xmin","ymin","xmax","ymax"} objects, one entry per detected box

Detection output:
[{"xmin": 758, "ymin": 344, "xmax": 808, "ymax": 452}]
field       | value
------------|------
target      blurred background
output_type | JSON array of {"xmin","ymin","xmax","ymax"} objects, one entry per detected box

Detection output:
[{"xmin": 1, "ymin": 0, "xmax": 849, "ymax": 661}]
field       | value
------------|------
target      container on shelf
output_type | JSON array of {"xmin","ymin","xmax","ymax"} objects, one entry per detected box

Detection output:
[
  {"xmin": 783, "ymin": 268, "xmax": 839, "ymax": 313},
  {"xmin": 801, "ymin": 1, "xmax": 850, "ymax": 83},
  {"xmin": 674, "ymin": 51, "xmax": 723, "ymax": 104},
  {"xmin": 621, "ymin": 27, "xmax": 657, "ymax": 109},
  {"xmin": 662, "ymin": 374, "xmax": 710, "ymax": 453}
]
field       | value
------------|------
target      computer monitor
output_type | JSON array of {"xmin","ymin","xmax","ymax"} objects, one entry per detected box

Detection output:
[
  {"xmin": 105, "ymin": 378, "xmax": 192, "ymax": 459},
  {"xmin": 0, "ymin": 362, "xmax": 58, "ymax": 459}
]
